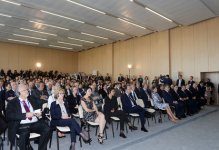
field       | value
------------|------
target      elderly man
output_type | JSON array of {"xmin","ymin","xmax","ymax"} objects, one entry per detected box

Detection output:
[{"xmin": 6, "ymin": 83, "xmax": 50, "ymax": 150}]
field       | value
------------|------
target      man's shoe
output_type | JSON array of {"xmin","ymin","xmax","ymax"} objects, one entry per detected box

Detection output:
[
  {"xmin": 119, "ymin": 133, "xmax": 127, "ymax": 138},
  {"xmin": 141, "ymin": 127, "xmax": 148, "ymax": 132}
]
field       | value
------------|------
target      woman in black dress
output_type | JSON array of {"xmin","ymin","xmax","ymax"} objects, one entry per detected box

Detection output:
[{"xmin": 104, "ymin": 88, "xmax": 137, "ymax": 138}]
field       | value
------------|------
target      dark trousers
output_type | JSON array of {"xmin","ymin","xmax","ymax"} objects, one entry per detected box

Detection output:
[
  {"xmin": 171, "ymin": 103, "xmax": 185, "ymax": 117},
  {"xmin": 18, "ymin": 120, "xmax": 50, "ymax": 150},
  {"xmin": 111, "ymin": 110, "xmax": 129, "ymax": 131},
  {"xmin": 128, "ymin": 106, "xmax": 145, "ymax": 128},
  {"xmin": 56, "ymin": 118, "xmax": 81, "ymax": 143}
]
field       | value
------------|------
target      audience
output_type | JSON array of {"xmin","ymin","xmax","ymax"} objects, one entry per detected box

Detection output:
[{"xmin": 0, "ymin": 68, "xmax": 214, "ymax": 149}]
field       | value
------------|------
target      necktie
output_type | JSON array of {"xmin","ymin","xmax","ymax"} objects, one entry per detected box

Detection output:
[
  {"xmin": 22, "ymin": 101, "xmax": 32, "ymax": 120},
  {"xmin": 129, "ymin": 94, "xmax": 137, "ymax": 106}
]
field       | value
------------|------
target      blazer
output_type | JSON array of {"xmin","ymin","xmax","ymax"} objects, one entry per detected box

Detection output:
[
  {"xmin": 5, "ymin": 89, "xmax": 16, "ymax": 101},
  {"xmin": 50, "ymin": 100, "xmax": 71, "ymax": 128},
  {"xmin": 176, "ymin": 79, "xmax": 185, "ymax": 87},
  {"xmin": 104, "ymin": 96, "xmax": 118, "ymax": 122},
  {"xmin": 67, "ymin": 94, "xmax": 81, "ymax": 114},
  {"xmin": 121, "ymin": 93, "xmax": 135, "ymax": 113},
  {"xmin": 6, "ymin": 97, "xmax": 40, "ymax": 144},
  {"xmin": 162, "ymin": 90, "xmax": 175, "ymax": 105}
]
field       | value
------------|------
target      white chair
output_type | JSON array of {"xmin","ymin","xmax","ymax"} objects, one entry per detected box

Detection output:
[
  {"xmin": 11, "ymin": 133, "xmax": 41, "ymax": 150},
  {"xmin": 78, "ymin": 105, "xmax": 107, "ymax": 144}
]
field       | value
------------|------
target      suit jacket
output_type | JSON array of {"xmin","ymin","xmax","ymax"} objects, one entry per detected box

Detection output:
[
  {"xmin": 6, "ymin": 97, "xmax": 40, "ymax": 144},
  {"xmin": 67, "ymin": 94, "xmax": 80, "ymax": 114},
  {"xmin": 176, "ymin": 79, "xmax": 185, "ymax": 87},
  {"xmin": 31, "ymin": 89, "xmax": 49, "ymax": 108},
  {"xmin": 104, "ymin": 96, "xmax": 118, "ymax": 122},
  {"xmin": 121, "ymin": 93, "xmax": 135, "ymax": 113},
  {"xmin": 5, "ymin": 89, "xmax": 16, "ymax": 101},
  {"xmin": 50, "ymin": 100, "xmax": 71, "ymax": 128},
  {"xmin": 162, "ymin": 90, "xmax": 175, "ymax": 105}
]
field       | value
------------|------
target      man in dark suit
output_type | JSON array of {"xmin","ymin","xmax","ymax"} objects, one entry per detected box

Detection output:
[
  {"xmin": 121, "ymin": 85, "xmax": 148, "ymax": 132},
  {"xmin": 118, "ymin": 74, "xmax": 124, "ymax": 82},
  {"xmin": 0, "ymin": 79, "xmax": 5, "ymax": 115},
  {"xmin": 188, "ymin": 76, "xmax": 195, "ymax": 86},
  {"xmin": 139, "ymin": 83, "xmax": 152, "ymax": 108},
  {"xmin": 176, "ymin": 75, "xmax": 185, "ymax": 89},
  {"xmin": 162, "ymin": 85, "xmax": 185, "ymax": 119},
  {"xmin": 6, "ymin": 83, "xmax": 50, "ymax": 150},
  {"xmin": 5, "ymin": 81, "xmax": 17, "ymax": 101}
]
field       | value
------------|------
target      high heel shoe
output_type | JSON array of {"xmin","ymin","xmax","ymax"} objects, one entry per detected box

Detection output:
[
  {"xmin": 98, "ymin": 133, "xmax": 104, "ymax": 144},
  {"xmin": 80, "ymin": 132, "xmax": 92, "ymax": 144}
]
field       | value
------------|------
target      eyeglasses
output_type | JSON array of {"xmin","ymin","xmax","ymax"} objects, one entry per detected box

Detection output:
[{"xmin": 59, "ymin": 93, "xmax": 65, "ymax": 95}]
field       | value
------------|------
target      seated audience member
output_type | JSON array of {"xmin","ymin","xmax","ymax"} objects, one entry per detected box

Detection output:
[
  {"xmin": 190, "ymin": 83, "xmax": 207, "ymax": 109},
  {"xmin": 185, "ymin": 84, "xmax": 198, "ymax": 113},
  {"xmin": 178, "ymin": 85, "xmax": 197, "ymax": 115},
  {"xmin": 65, "ymin": 84, "xmax": 72, "ymax": 98},
  {"xmin": 151, "ymin": 86, "xmax": 178, "ymax": 122},
  {"xmin": 50, "ymin": 89, "xmax": 91, "ymax": 150},
  {"xmin": 67, "ymin": 86, "xmax": 81, "ymax": 114},
  {"xmin": 31, "ymin": 82, "xmax": 49, "ymax": 107},
  {"xmin": 98, "ymin": 83, "xmax": 108, "ymax": 99},
  {"xmin": 47, "ymin": 86, "xmax": 59, "ymax": 109},
  {"xmin": 104, "ymin": 88, "xmax": 137, "ymax": 138},
  {"xmin": 140, "ymin": 83, "xmax": 152, "ymax": 108},
  {"xmin": 138, "ymin": 75, "xmax": 144, "ymax": 88},
  {"xmin": 6, "ymin": 84, "xmax": 50, "ymax": 150},
  {"xmin": 5, "ymin": 81, "xmax": 17, "ymax": 101},
  {"xmin": 81, "ymin": 88, "xmax": 106, "ymax": 144},
  {"xmin": 121, "ymin": 85, "xmax": 148, "ymax": 132},
  {"xmin": 162, "ymin": 85, "xmax": 185, "ymax": 119},
  {"xmin": 0, "ymin": 79, "xmax": 5, "ymax": 115}
]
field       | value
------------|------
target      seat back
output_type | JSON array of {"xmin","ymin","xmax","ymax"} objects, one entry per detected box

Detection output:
[
  {"xmin": 150, "ymin": 98, "xmax": 155, "ymax": 107},
  {"xmin": 136, "ymin": 99, "xmax": 145, "ymax": 108},
  {"xmin": 117, "ymin": 97, "xmax": 123, "ymax": 110},
  {"xmin": 78, "ymin": 105, "xmax": 84, "ymax": 119}
]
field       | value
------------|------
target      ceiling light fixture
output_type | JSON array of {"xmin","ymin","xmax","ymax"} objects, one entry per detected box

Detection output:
[
  {"xmin": 66, "ymin": 0, "xmax": 106, "ymax": 14},
  {"xmin": 40, "ymin": 10, "xmax": 84, "ymax": 24},
  {"xmin": 81, "ymin": 32, "xmax": 108, "ymax": 40},
  {"xmin": 0, "ymin": 24, "xmax": 5, "ymax": 26},
  {"xmin": 29, "ymin": 21, "xmax": 69, "ymax": 30},
  {"xmin": 13, "ymin": 34, "xmax": 47, "ymax": 40},
  {"xmin": 129, "ymin": 0, "xmax": 134, "ymax": 2},
  {"xmin": 145, "ymin": 8, "xmax": 173, "ymax": 22},
  {"xmin": 20, "ymin": 28, "xmax": 57, "ymax": 36},
  {"xmin": 49, "ymin": 45, "xmax": 73, "ymax": 50},
  {"xmin": 96, "ymin": 26, "xmax": 125, "ymax": 35},
  {"xmin": 58, "ymin": 41, "xmax": 82, "ymax": 47},
  {"xmin": 8, "ymin": 39, "xmax": 39, "ymax": 44},
  {"xmin": 0, "ymin": 0, "xmax": 21, "ymax": 6},
  {"xmin": 68, "ymin": 37, "xmax": 94, "ymax": 43},
  {"xmin": 118, "ymin": 18, "xmax": 146, "ymax": 29},
  {"xmin": 0, "ymin": 13, "xmax": 12, "ymax": 18}
]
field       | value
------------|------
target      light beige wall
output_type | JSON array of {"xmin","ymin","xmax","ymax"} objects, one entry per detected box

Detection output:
[
  {"xmin": 170, "ymin": 17, "xmax": 219, "ymax": 82},
  {"xmin": 78, "ymin": 44, "xmax": 113, "ymax": 76},
  {"xmin": 113, "ymin": 31, "xmax": 169, "ymax": 81},
  {"xmin": 0, "ymin": 42, "xmax": 78, "ymax": 73}
]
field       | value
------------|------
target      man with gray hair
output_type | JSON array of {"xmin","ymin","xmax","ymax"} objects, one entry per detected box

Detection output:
[{"xmin": 6, "ymin": 83, "xmax": 50, "ymax": 150}]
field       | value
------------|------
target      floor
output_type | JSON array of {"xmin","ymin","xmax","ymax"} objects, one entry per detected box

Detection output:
[{"xmin": 2, "ymin": 106, "xmax": 219, "ymax": 150}]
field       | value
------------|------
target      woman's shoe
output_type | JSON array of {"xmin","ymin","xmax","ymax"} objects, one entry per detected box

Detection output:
[
  {"xmin": 98, "ymin": 133, "xmax": 104, "ymax": 144},
  {"xmin": 80, "ymin": 132, "xmax": 92, "ymax": 144}
]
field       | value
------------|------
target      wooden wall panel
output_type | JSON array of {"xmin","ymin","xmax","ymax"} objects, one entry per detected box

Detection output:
[{"xmin": 0, "ymin": 42, "xmax": 77, "ymax": 73}]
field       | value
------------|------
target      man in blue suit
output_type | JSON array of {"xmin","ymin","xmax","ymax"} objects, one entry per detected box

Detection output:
[{"xmin": 121, "ymin": 85, "xmax": 148, "ymax": 132}]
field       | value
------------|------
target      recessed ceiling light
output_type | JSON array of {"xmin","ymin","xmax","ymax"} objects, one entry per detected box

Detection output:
[
  {"xmin": 29, "ymin": 21, "xmax": 69, "ymax": 30},
  {"xmin": 130, "ymin": 0, "xmax": 134, "ymax": 2},
  {"xmin": 0, "ymin": 13, "xmax": 12, "ymax": 18},
  {"xmin": 40, "ymin": 10, "xmax": 84, "ymax": 24},
  {"xmin": 96, "ymin": 26, "xmax": 125, "ymax": 35},
  {"xmin": 8, "ymin": 39, "xmax": 39, "ymax": 45},
  {"xmin": 81, "ymin": 32, "xmax": 108, "ymax": 40},
  {"xmin": 145, "ymin": 7, "xmax": 173, "ymax": 22},
  {"xmin": 66, "ymin": 0, "xmax": 106, "ymax": 14},
  {"xmin": 0, "ymin": 24, "xmax": 5, "ymax": 26},
  {"xmin": 118, "ymin": 18, "xmax": 146, "ymax": 29},
  {"xmin": 13, "ymin": 34, "xmax": 47, "ymax": 41},
  {"xmin": 20, "ymin": 28, "xmax": 57, "ymax": 36},
  {"xmin": 49, "ymin": 45, "xmax": 73, "ymax": 50},
  {"xmin": 0, "ymin": 0, "xmax": 21, "ymax": 6},
  {"xmin": 68, "ymin": 37, "xmax": 94, "ymax": 44},
  {"xmin": 58, "ymin": 41, "xmax": 82, "ymax": 47}
]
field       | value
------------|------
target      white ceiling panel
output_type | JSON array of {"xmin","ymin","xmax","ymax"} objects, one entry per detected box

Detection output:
[{"xmin": 0, "ymin": 0, "xmax": 218, "ymax": 51}]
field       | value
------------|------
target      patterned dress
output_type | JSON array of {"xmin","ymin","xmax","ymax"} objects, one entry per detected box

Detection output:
[
  {"xmin": 152, "ymin": 92, "xmax": 169, "ymax": 110},
  {"xmin": 81, "ymin": 97, "xmax": 97, "ymax": 122}
]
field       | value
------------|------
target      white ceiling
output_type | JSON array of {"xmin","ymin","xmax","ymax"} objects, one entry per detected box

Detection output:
[{"xmin": 0, "ymin": 0, "xmax": 218, "ymax": 51}]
